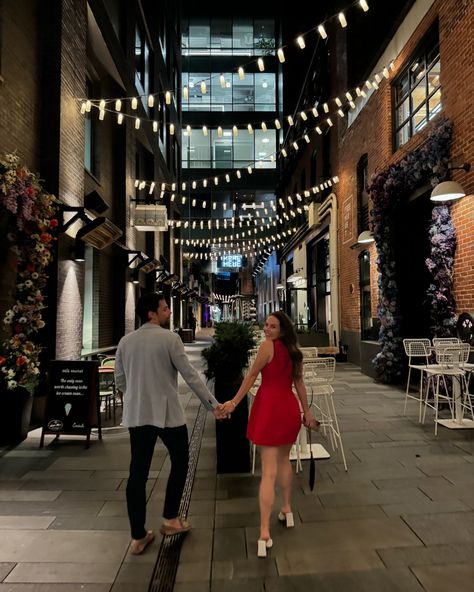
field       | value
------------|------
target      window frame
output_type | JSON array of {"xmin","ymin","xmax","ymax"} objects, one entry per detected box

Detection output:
[{"xmin": 392, "ymin": 25, "xmax": 441, "ymax": 150}]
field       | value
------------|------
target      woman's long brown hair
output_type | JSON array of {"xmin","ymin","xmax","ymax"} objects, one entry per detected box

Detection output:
[{"xmin": 269, "ymin": 311, "xmax": 303, "ymax": 379}]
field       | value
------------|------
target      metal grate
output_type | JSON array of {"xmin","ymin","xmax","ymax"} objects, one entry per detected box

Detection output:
[{"xmin": 148, "ymin": 404, "xmax": 207, "ymax": 592}]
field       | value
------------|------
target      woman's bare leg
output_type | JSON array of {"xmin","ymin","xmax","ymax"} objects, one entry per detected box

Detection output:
[
  {"xmin": 276, "ymin": 444, "xmax": 293, "ymax": 514},
  {"xmin": 259, "ymin": 446, "xmax": 278, "ymax": 540}
]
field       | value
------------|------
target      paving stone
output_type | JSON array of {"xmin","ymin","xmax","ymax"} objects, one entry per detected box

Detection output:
[
  {"xmin": 112, "ymin": 562, "xmax": 155, "ymax": 584},
  {"xmin": 0, "ymin": 563, "xmax": 15, "ymax": 581},
  {"xmin": 264, "ymin": 567, "xmax": 424, "ymax": 591},
  {"xmin": 0, "ymin": 585, "xmax": 110, "ymax": 591},
  {"xmin": 403, "ymin": 511, "xmax": 474, "ymax": 544},
  {"xmin": 299, "ymin": 505, "xmax": 386, "ymax": 522},
  {"xmin": 4, "ymin": 562, "xmax": 119, "ymax": 583},
  {"xmin": 378, "ymin": 542, "xmax": 474, "ymax": 568},
  {"xmin": 372, "ymin": 476, "xmax": 449, "ymax": 490},
  {"xmin": 245, "ymin": 517, "xmax": 422, "ymax": 553},
  {"xmin": 213, "ymin": 528, "xmax": 247, "ymax": 561},
  {"xmin": 0, "ymin": 491, "xmax": 61, "ymax": 502},
  {"xmin": 215, "ymin": 512, "xmax": 260, "ymax": 528},
  {"xmin": 382, "ymin": 499, "xmax": 471, "ymax": 516},
  {"xmin": 317, "ymin": 487, "xmax": 430, "ymax": 508},
  {"xmin": 212, "ymin": 578, "xmax": 264, "ymax": 592},
  {"xmin": 0, "ymin": 517, "xmax": 54, "ymax": 530},
  {"xmin": 276, "ymin": 548, "xmax": 384, "ymax": 576},
  {"xmin": 412, "ymin": 563, "xmax": 474, "ymax": 592},
  {"xmin": 180, "ymin": 528, "xmax": 213, "ymax": 563},
  {"xmin": 175, "ymin": 561, "xmax": 211, "ymax": 582}
]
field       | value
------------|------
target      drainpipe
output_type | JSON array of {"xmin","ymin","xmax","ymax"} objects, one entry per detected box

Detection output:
[{"xmin": 316, "ymin": 192, "xmax": 340, "ymax": 347}]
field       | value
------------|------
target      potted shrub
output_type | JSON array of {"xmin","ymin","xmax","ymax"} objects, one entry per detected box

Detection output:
[{"xmin": 202, "ymin": 322, "xmax": 256, "ymax": 473}]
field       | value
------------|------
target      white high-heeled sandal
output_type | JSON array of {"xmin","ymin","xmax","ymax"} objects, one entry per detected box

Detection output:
[
  {"xmin": 257, "ymin": 538, "xmax": 273, "ymax": 557},
  {"xmin": 278, "ymin": 511, "xmax": 294, "ymax": 528}
]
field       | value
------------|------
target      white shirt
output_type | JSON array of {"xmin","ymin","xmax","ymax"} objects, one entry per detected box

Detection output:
[{"xmin": 115, "ymin": 323, "xmax": 218, "ymax": 428}]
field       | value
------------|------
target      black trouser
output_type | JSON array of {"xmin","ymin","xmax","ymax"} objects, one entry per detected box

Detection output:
[{"xmin": 126, "ymin": 424, "xmax": 189, "ymax": 540}]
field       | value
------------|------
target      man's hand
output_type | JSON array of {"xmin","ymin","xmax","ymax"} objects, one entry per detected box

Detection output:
[{"xmin": 213, "ymin": 405, "xmax": 230, "ymax": 420}]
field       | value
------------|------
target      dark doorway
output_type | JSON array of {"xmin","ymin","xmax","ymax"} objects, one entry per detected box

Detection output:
[{"xmin": 392, "ymin": 193, "xmax": 432, "ymax": 338}]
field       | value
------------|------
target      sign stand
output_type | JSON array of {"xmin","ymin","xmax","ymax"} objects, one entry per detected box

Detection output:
[{"xmin": 40, "ymin": 360, "xmax": 102, "ymax": 448}]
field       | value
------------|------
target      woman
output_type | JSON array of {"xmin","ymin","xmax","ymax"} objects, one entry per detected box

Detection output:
[{"xmin": 220, "ymin": 311, "xmax": 319, "ymax": 557}]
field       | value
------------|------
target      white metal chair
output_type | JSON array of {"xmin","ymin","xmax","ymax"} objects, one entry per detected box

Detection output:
[
  {"xmin": 300, "ymin": 347, "xmax": 319, "ymax": 362},
  {"xmin": 303, "ymin": 358, "xmax": 347, "ymax": 471},
  {"xmin": 402, "ymin": 339, "xmax": 431, "ymax": 420},
  {"xmin": 422, "ymin": 345, "xmax": 473, "ymax": 434}
]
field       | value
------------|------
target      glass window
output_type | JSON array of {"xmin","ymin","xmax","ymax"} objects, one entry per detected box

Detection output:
[
  {"xmin": 189, "ymin": 19, "xmax": 210, "ymax": 52},
  {"xmin": 188, "ymin": 129, "xmax": 211, "ymax": 168},
  {"xmin": 255, "ymin": 73, "xmax": 276, "ymax": 110},
  {"xmin": 135, "ymin": 24, "xmax": 150, "ymax": 98},
  {"xmin": 212, "ymin": 129, "xmax": 233, "ymax": 168},
  {"xmin": 254, "ymin": 19, "xmax": 275, "ymax": 55},
  {"xmin": 233, "ymin": 19, "xmax": 253, "ymax": 55},
  {"xmin": 359, "ymin": 251, "xmax": 378, "ymax": 340},
  {"xmin": 187, "ymin": 73, "xmax": 210, "ymax": 110},
  {"xmin": 393, "ymin": 27, "xmax": 440, "ymax": 149},
  {"xmin": 357, "ymin": 154, "xmax": 369, "ymax": 234},
  {"xmin": 211, "ymin": 73, "xmax": 232, "ymax": 112},
  {"xmin": 255, "ymin": 130, "xmax": 276, "ymax": 169},
  {"xmin": 233, "ymin": 72, "xmax": 254, "ymax": 111},
  {"xmin": 233, "ymin": 132, "xmax": 254, "ymax": 167},
  {"xmin": 211, "ymin": 19, "xmax": 232, "ymax": 52}
]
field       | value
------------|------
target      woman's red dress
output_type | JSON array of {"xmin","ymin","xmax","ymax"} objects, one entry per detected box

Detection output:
[{"xmin": 247, "ymin": 339, "xmax": 301, "ymax": 446}]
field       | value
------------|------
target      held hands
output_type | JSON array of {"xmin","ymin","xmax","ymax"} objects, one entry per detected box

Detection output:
[
  {"xmin": 213, "ymin": 405, "xmax": 229, "ymax": 420},
  {"xmin": 303, "ymin": 411, "xmax": 320, "ymax": 431},
  {"xmin": 219, "ymin": 400, "xmax": 236, "ymax": 418}
]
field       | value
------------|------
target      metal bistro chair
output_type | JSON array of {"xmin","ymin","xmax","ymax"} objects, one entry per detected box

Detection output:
[
  {"xmin": 422, "ymin": 344, "xmax": 473, "ymax": 435},
  {"xmin": 303, "ymin": 357, "xmax": 347, "ymax": 471},
  {"xmin": 402, "ymin": 339, "xmax": 431, "ymax": 421}
]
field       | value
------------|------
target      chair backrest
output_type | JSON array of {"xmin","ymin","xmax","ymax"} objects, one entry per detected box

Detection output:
[
  {"xmin": 402, "ymin": 338, "xmax": 431, "ymax": 357},
  {"xmin": 101, "ymin": 356, "xmax": 116, "ymax": 367},
  {"xmin": 435, "ymin": 345, "xmax": 466, "ymax": 368},
  {"xmin": 303, "ymin": 357, "xmax": 336, "ymax": 383},
  {"xmin": 300, "ymin": 347, "xmax": 318, "ymax": 360},
  {"xmin": 432, "ymin": 337, "xmax": 460, "ymax": 346}
]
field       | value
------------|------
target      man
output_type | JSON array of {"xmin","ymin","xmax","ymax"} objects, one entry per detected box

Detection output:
[{"xmin": 115, "ymin": 292, "xmax": 224, "ymax": 555}]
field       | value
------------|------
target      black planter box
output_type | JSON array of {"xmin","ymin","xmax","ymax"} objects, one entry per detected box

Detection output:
[{"xmin": 214, "ymin": 378, "xmax": 250, "ymax": 473}]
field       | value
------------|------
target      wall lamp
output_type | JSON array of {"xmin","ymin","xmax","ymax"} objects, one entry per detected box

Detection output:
[
  {"xmin": 76, "ymin": 216, "xmax": 123, "ymax": 249},
  {"xmin": 71, "ymin": 238, "xmax": 86, "ymax": 262},
  {"xmin": 137, "ymin": 258, "xmax": 162, "ymax": 273},
  {"xmin": 430, "ymin": 163, "xmax": 471, "ymax": 202},
  {"xmin": 357, "ymin": 230, "xmax": 375, "ymax": 244},
  {"xmin": 129, "ymin": 268, "xmax": 140, "ymax": 284}
]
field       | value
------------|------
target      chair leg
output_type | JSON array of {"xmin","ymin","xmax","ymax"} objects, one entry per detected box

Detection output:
[
  {"xmin": 251, "ymin": 443, "xmax": 256, "ymax": 475},
  {"xmin": 329, "ymin": 395, "xmax": 348, "ymax": 471},
  {"xmin": 404, "ymin": 366, "xmax": 413, "ymax": 414}
]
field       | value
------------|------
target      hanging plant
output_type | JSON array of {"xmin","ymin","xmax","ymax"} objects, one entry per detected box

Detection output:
[
  {"xmin": 368, "ymin": 117, "xmax": 454, "ymax": 383},
  {"xmin": 0, "ymin": 154, "xmax": 59, "ymax": 394},
  {"xmin": 425, "ymin": 205, "xmax": 457, "ymax": 336}
]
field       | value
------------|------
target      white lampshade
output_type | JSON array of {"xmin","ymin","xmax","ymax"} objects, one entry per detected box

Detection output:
[
  {"xmin": 430, "ymin": 180, "xmax": 466, "ymax": 202},
  {"xmin": 357, "ymin": 230, "xmax": 375, "ymax": 244}
]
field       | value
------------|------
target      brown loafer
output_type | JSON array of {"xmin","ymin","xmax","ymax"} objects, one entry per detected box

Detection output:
[
  {"xmin": 159, "ymin": 519, "xmax": 191, "ymax": 536},
  {"xmin": 129, "ymin": 530, "xmax": 155, "ymax": 555}
]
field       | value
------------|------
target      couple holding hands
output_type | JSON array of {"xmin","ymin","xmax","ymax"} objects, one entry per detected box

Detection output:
[{"xmin": 115, "ymin": 293, "xmax": 319, "ymax": 557}]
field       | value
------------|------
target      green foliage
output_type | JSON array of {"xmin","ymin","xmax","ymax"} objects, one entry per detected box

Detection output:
[{"xmin": 202, "ymin": 322, "xmax": 256, "ymax": 382}]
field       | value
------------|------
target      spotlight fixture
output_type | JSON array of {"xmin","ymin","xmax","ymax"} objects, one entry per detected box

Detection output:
[
  {"xmin": 71, "ymin": 238, "xmax": 85, "ymax": 262},
  {"xmin": 129, "ymin": 268, "xmax": 140, "ymax": 284}
]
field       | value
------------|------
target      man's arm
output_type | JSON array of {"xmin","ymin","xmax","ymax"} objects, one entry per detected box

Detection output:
[
  {"xmin": 114, "ymin": 344, "xmax": 126, "ymax": 393},
  {"xmin": 169, "ymin": 335, "xmax": 220, "ymax": 411}
]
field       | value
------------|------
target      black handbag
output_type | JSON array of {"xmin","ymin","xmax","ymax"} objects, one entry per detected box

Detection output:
[{"xmin": 307, "ymin": 425, "xmax": 316, "ymax": 491}]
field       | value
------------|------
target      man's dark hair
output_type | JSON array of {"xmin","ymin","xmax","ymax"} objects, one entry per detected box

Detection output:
[{"xmin": 136, "ymin": 292, "xmax": 165, "ymax": 324}]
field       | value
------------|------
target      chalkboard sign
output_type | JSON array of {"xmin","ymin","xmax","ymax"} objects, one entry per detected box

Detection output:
[{"xmin": 40, "ymin": 360, "xmax": 101, "ymax": 448}]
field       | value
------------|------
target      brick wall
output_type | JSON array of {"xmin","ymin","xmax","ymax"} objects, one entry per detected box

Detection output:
[
  {"xmin": 335, "ymin": 0, "xmax": 474, "ymax": 348},
  {"xmin": 0, "ymin": 0, "xmax": 41, "ymax": 168},
  {"xmin": 55, "ymin": 0, "xmax": 87, "ymax": 359}
]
